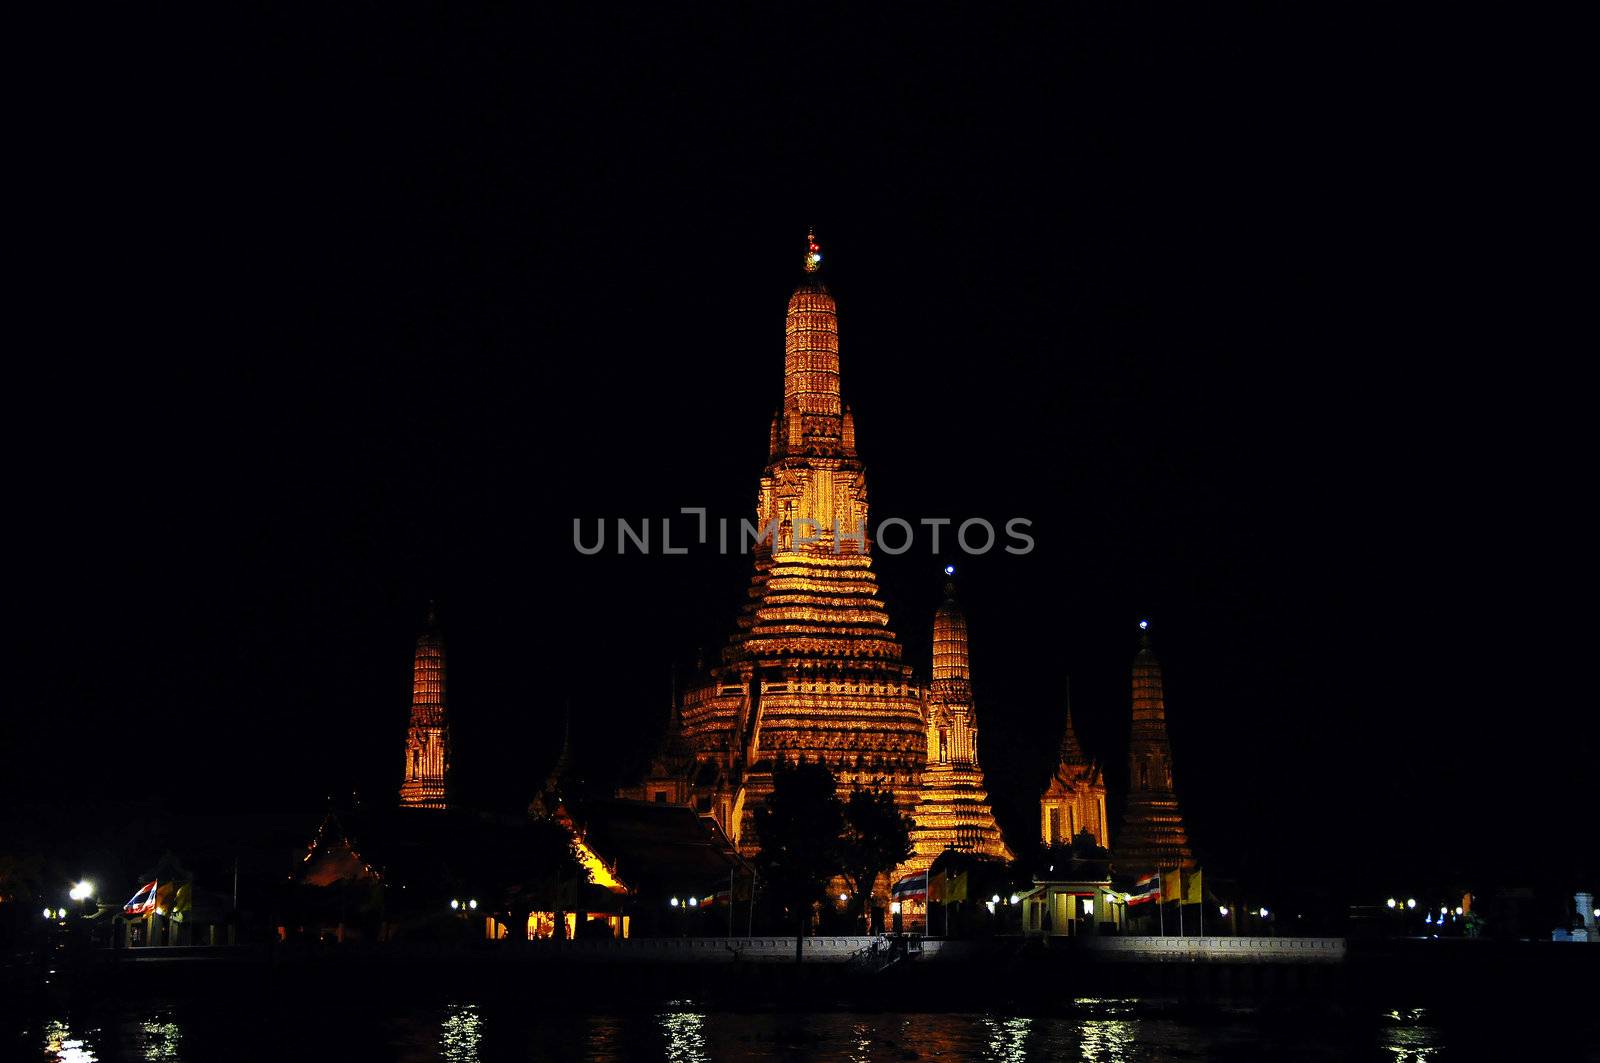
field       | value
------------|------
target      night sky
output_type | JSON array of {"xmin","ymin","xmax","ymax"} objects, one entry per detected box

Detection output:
[{"xmin": 9, "ymin": 7, "xmax": 1584, "ymax": 905}]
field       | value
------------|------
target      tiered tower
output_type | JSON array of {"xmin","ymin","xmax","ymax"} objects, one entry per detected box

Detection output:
[
  {"xmin": 1115, "ymin": 622, "xmax": 1195, "ymax": 871},
  {"xmin": 398, "ymin": 605, "xmax": 450, "ymax": 809},
  {"xmin": 677, "ymin": 232, "xmax": 928, "ymax": 849},
  {"xmin": 909, "ymin": 570, "xmax": 1013, "ymax": 862},
  {"xmin": 1040, "ymin": 692, "xmax": 1108, "ymax": 849}
]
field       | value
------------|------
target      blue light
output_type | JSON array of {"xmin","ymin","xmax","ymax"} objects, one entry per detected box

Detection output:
[
  {"xmin": 943, "ymin": 564, "xmax": 956, "ymax": 576},
  {"xmin": 1139, "ymin": 620, "xmax": 1149, "ymax": 630}
]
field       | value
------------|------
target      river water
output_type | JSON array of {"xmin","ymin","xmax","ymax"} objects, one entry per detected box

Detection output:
[{"xmin": 19, "ymin": 993, "xmax": 1586, "ymax": 1061}]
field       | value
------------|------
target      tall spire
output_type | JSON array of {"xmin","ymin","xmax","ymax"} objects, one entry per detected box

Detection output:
[
  {"xmin": 931, "ymin": 565, "xmax": 971, "ymax": 686},
  {"xmin": 664, "ymin": 232, "xmax": 925, "ymax": 854},
  {"xmin": 778, "ymin": 228, "xmax": 844, "ymax": 459},
  {"xmin": 1059, "ymin": 682, "xmax": 1089, "ymax": 768},
  {"xmin": 910, "ymin": 563, "xmax": 1012, "ymax": 863},
  {"xmin": 399, "ymin": 603, "xmax": 450, "ymax": 809},
  {"xmin": 1116, "ymin": 620, "xmax": 1195, "ymax": 871}
]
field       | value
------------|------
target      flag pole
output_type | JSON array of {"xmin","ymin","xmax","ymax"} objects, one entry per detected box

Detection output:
[
  {"xmin": 1177, "ymin": 869, "xmax": 1185, "ymax": 937},
  {"xmin": 1158, "ymin": 869, "xmax": 1164, "ymax": 937}
]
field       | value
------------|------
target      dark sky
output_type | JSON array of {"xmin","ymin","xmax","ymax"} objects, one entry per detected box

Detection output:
[{"xmin": 8, "ymin": 7, "xmax": 1584, "ymax": 902}]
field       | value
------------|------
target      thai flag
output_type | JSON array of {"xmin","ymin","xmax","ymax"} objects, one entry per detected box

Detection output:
[
  {"xmin": 124, "ymin": 881, "xmax": 159, "ymax": 915},
  {"xmin": 1127, "ymin": 872, "xmax": 1161, "ymax": 906},
  {"xmin": 891, "ymin": 871, "xmax": 927, "ymax": 901}
]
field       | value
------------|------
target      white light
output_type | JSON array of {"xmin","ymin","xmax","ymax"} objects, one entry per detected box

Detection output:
[
  {"xmin": 991, "ymin": 895, "xmax": 1000, "ymax": 904},
  {"xmin": 1440, "ymin": 906, "xmax": 1448, "ymax": 914},
  {"xmin": 1218, "ymin": 906, "xmax": 1229, "ymax": 917},
  {"xmin": 1010, "ymin": 894, "xmax": 1019, "ymax": 906},
  {"xmin": 58, "ymin": 908, "xmax": 68, "ymax": 919},
  {"xmin": 69, "ymin": 880, "xmax": 94, "ymax": 901},
  {"xmin": 1454, "ymin": 907, "xmax": 1463, "ymax": 916},
  {"xmin": 890, "ymin": 901, "xmax": 901, "ymax": 915},
  {"xmin": 43, "ymin": 907, "xmax": 54, "ymax": 919},
  {"xmin": 670, "ymin": 897, "xmax": 679, "ymax": 907},
  {"xmin": 688, "ymin": 896, "xmax": 698, "ymax": 907},
  {"xmin": 839, "ymin": 893, "xmax": 849, "ymax": 903},
  {"xmin": 1139, "ymin": 619, "xmax": 1149, "ymax": 630},
  {"xmin": 1386, "ymin": 898, "xmax": 1397, "ymax": 909},
  {"xmin": 1406, "ymin": 898, "xmax": 1416, "ymax": 909},
  {"xmin": 468, "ymin": 899, "xmax": 478, "ymax": 910},
  {"xmin": 1258, "ymin": 907, "xmax": 1269, "ymax": 918},
  {"xmin": 1593, "ymin": 908, "xmax": 1599, "ymax": 919},
  {"xmin": 450, "ymin": 899, "xmax": 460, "ymax": 910},
  {"xmin": 943, "ymin": 564, "xmax": 956, "ymax": 576},
  {"xmin": 1083, "ymin": 900, "xmax": 1094, "ymax": 917}
]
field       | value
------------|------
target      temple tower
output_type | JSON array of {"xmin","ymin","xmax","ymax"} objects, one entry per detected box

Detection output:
[
  {"xmin": 1040, "ymin": 690, "xmax": 1109, "ymax": 849},
  {"xmin": 676, "ymin": 232, "xmax": 927, "ymax": 849},
  {"xmin": 398, "ymin": 604, "xmax": 450, "ymax": 809},
  {"xmin": 910, "ymin": 569, "xmax": 1013, "ymax": 863},
  {"xmin": 1115, "ymin": 622, "xmax": 1195, "ymax": 871}
]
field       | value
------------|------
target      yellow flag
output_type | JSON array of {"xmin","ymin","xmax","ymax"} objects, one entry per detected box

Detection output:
[
  {"xmin": 947, "ymin": 869, "xmax": 968, "ymax": 903},
  {"xmin": 929, "ymin": 870, "xmax": 946, "ymax": 903},
  {"xmin": 1161, "ymin": 869, "xmax": 1182, "ymax": 901},
  {"xmin": 1183, "ymin": 869, "xmax": 1203, "ymax": 905}
]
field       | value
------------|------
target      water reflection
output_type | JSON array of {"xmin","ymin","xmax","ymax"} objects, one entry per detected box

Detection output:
[
  {"xmin": 983, "ymin": 1015, "xmax": 1033, "ymax": 1061},
  {"xmin": 1380, "ymin": 1007, "xmax": 1443, "ymax": 1061},
  {"xmin": 1074, "ymin": 998, "xmax": 1139, "ymax": 1062},
  {"xmin": 137, "ymin": 1018, "xmax": 183, "ymax": 1061},
  {"xmin": 440, "ymin": 1002, "xmax": 484, "ymax": 1063},
  {"xmin": 658, "ymin": 1002, "xmax": 708, "ymax": 1063},
  {"xmin": 42, "ymin": 1019, "xmax": 98, "ymax": 1063}
]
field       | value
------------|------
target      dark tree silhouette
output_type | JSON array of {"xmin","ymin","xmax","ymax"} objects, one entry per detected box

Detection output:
[
  {"xmin": 839, "ymin": 786, "xmax": 914, "ymax": 932},
  {"xmin": 754, "ymin": 760, "xmax": 844, "ymax": 960}
]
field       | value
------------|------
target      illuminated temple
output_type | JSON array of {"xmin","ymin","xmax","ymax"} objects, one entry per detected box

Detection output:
[
  {"xmin": 398, "ymin": 605, "xmax": 450, "ymax": 809},
  {"xmin": 1114, "ymin": 623, "xmax": 1195, "ymax": 872},
  {"xmin": 1039, "ymin": 694, "xmax": 1109, "ymax": 849},
  {"xmin": 662, "ymin": 232, "xmax": 929, "ymax": 849},
  {"xmin": 909, "ymin": 574, "xmax": 1012, "ymax": 862}
]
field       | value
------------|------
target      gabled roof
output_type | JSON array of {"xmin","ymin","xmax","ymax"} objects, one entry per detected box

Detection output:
[{"xmin": 574, "ymin": 799, "xmax": 748, "ymax": 894}]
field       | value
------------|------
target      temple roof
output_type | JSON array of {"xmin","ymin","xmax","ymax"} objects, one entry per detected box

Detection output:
[{"xmin": 574, "ymin": 799, "xmax": 749, "ymax": 894}]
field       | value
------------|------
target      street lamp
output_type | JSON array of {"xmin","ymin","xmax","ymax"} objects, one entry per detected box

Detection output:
[
  {"xmin": 670, "ymin": 897, "xmax": 679, "ymax": 907},
  {"xmin": 69, "ymin": 881, "xmax": 95, "ymax": 902},
  {"xmin": 1258, "ymin": 907, "xmax": 1269, "ymax": 918},
  {"xmin": 1406, "ymin": 898, "xmax": 1416, "ymax": 909},
  {"xmin": 468, "ymin": 899, "xmax": 478, "ymax": 910},
  {"xmin": 1386, "ymin": 898, "xmax": 1397, "ymax": 909},
  {"xmin": 1218, "ymin": 906, "xmax": 1230, "ymax": 917}
]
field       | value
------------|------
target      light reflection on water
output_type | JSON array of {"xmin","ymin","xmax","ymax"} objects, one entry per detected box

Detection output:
[
  {"xmin": 983, "ymin": 1014, "xmax": 1033, "ymax": 1061},
  {"xmin": 1380, "ymin": 1007, "xmax": 1443, "ymax": 1061},
  {"xmin": 41, "ymin": 1020, "xmax": 98, "ymax": 1063},
  {"xmin": 24, "ymin": 995, "xmax": 1566, "ymax": 1061},
  {"xmin": 137, "ymin": 1017, "xmax": 183, "ymax": 1061},
  {"xmin": 439, "ymin": 1002, "xmax": 483, "ymax": 1063},
  {"xmin": 1075, "ymin": 997, "xmax": 1140, "ymax": 1062},
  {"xmin": 658, "ymin": 1001, "xmax": 709, "ymax": 1063}
]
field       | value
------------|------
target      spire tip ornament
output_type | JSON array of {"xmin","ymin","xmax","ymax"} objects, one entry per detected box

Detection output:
[{"xmin": 804, "ymin": 228, "xmax": 822, "ymax": 272}]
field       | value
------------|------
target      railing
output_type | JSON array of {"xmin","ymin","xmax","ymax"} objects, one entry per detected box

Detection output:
[
  {"xmin": 529, "ymin": 935, "xmax": 939, "ymax": 964},
  {"xmin": 1082, "ymin": 936, "xmax": 1346, "ymax": 964}
]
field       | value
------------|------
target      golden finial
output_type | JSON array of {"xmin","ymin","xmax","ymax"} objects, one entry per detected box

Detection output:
[{"xmin": 804, "ymin": 228, "xmax": 822, "ymax": 273}]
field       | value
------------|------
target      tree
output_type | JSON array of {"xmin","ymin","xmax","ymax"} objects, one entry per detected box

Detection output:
[
  {"xmin": 839, "ymin": 786, "xmax": 914, "ymax": 933},
  {"xmin": 754, "ymin": 760, "xmax": 844, "ymax": 960}
]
